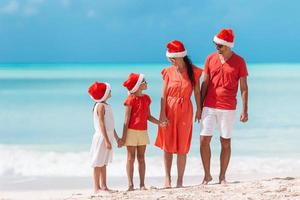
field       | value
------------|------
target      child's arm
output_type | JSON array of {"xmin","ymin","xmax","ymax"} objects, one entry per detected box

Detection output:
[
  {"xmin": 148, "ymin": 109, "xmax": 160, "ymax": 125},
  {"xmin": 97, "ymin": 104, "xmax": 112, "ymax": 150},
  {"xmin": 121, "ymin": 105, "xmax": 132, "ymax": 145},
  {"xmin": 113, "ymin": 129, "xmax": 122, "ymax": 147},
  {"xmin": 148, "ymin": 109, "xmax": 167, "ymax": 127},
  {"xmin": 113, "ymin": 129, "xmax": 120, "ymax": 141}
]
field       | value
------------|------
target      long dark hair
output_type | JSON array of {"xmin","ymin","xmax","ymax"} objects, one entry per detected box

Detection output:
[
  {"xmin": 92, "ymin": 102, "xmax": 97, "ymax": 112},
  {"xmin": 183, "ymin": 56, "xmax": 195, "ymax": 87}
]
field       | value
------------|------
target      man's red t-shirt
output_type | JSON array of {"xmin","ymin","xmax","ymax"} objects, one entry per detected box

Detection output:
[{"xmin": 203, "ymin": 52, "xmax": 248, "ymax": 110}]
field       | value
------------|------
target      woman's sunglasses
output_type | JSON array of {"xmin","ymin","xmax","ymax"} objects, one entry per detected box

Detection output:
[{"xmin": 141, "ymin": 80, "xmax": 148, "ymax": 84}]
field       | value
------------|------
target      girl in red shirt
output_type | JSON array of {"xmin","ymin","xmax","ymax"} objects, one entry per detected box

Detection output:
[{"xmin": 121, "ymin": 73, "xmax": 164, "ymax": 191}]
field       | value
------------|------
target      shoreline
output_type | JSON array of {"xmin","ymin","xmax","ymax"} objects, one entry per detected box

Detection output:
[
  {"xmin": 2, "ymin": 171, "xmax": 300, "ymax": 190},
  {"xmin": 2, "ymin": 172, "xmax": 300, "ymax": 191},
  {"xmin": 1, "ymin": 176, "xmax": 299, "ymax": 200}
]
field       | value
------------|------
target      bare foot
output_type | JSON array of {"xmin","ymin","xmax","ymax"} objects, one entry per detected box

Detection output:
[
  {"xmin": 164, "ymin": 176, "xmax": 172, "ymax": 188},
  {"xmin": 92, "ymin": 189, "xmax": 110, "ymax": 196},
  {"xmin": 101, "ymin": 187, "xmax": 118, "ymax": 193},
  {"xmin": 149, "ymin": 186, "xmax": 157, "ymax": 190},
  {"xmin": 127, "ymin": 185, "xmax": 134, "ymax": 191},
  {"xmin": 219, "ymin": 178, "xmax": 227, "ymax": 185},
  {"xmin": 94, "ymin": 189, "xmax": 101, "ymax": 194},
  {"xmin": 140, "ymin": 186, "xmax": 147, "ymax": 190},
  {"xmin": 202, "ymin": 176, "xmax": 213, "ymax": 185},
  {"xmin": 176, "ymin": 180, "xmax": 183, "ymax": 188}
]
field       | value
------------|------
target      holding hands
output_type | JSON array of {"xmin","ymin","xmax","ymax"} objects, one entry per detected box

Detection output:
[
  {"xmin": 159, "ymin": 120, "xmax": 168, "ymax": 127},
  {"xmin": 159, "ymin": 113, "xmax": 168, "ymax": 128},
  {"xmin": 158, "ymin": 119, "xmax": 168, "ymax": 128},
  {"xmin": 117, "ymin": 138, "xmax": 124, "ymax": 148},
  {"xmin": 194, "ymin": 109, "xmax": 202, "ymax": 123}
]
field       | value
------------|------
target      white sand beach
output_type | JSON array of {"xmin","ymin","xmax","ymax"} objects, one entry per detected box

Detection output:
[{"xmin": 1, "ymin": 177, "xmax": 299, "ymax": 200}]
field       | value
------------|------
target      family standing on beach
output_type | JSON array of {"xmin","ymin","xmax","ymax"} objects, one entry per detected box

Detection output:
[{"xmin": 88, "ymin": 28, "xmax": 249, "ymax": 193}]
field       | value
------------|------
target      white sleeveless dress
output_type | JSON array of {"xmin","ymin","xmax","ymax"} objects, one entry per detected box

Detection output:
[{"xmin": 90, "ymin": 103, "xmax": 115, "ymax": 167}]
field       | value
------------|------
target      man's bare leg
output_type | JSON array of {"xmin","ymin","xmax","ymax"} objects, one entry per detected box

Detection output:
[
  {"xmin": 200, "ymin": 136, "xmax": 213, "ymax": 184},
  {"xmin": 219, "ymin": 137, "xmax": 231, "ymax": 184}
]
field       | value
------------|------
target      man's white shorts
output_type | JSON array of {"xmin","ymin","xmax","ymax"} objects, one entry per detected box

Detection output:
[{"xmin": 200, "ymin": 107, "xmax": 236, "ymax": 139}]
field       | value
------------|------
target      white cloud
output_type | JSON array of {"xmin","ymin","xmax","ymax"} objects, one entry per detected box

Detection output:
[
  {"xmin": 87, "ymin": 9, "xmax": 96, "ymax": 18},
  {"xmin": 61, "ymin": 0, "xmax": 71, "ymax": 8},
  {"xmin": 0, "ymin": 0, "xmax": 46, "ymax": 16},
  {"xmin": 0, "ymin": 0, "xmax": 20, "ymax": 15},
  {"xmin": 23, "ymin": 0, "xmax": 46, "ymax": 16},
  {"xmin": 23, "ymin": 5, "xmax": 38, "ymax": 16},
  {"xmin": 29, "ymin": 0, "xmax": 45, "ymax": 3}
]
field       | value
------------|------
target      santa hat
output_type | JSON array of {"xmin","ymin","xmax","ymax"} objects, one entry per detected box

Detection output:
[
  {"xmin": 123, "ymin": 73, "xmax": 145, "ymax": 94},
  {"xmin": 166, "ymin": 40, "xmax": 187, "ymax": 58},
  {"xmin": 213, "ymin": 29, "xmax": 234, "ymax": 48},
  {"xmin": 88, "ymin": 82, "xmax": 111, "ymax": 102}
]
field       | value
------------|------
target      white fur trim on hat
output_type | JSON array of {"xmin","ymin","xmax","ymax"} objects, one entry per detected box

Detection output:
[
  {"xmin": 166, "ymin": 50, "xmax": 187, "ymax": 58},
  {"xmin": 213, "ymin": 36, "xmax": 234, "ymax": 48},
  {"xmin": 129, "ymin": 74, "xmax": 144, "ymax": 93},
  {"xmin": 90, "ymin": 83, "xmax": 111, "ymax": 102}
]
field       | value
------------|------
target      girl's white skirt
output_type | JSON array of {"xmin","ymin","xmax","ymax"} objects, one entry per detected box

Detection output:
[{"xmin": 90, "ymin": 132, "xmax": 113, "ymax": 167}]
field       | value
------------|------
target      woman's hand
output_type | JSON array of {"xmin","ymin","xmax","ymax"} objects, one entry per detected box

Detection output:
[
  {"xmin": 159, "ymin": 120, "xmax": 168, "ymax": 127},
  {"xmin": 105, "ymin": 140, "xmax": 112, "ymax": 150},
  {"xmin": 194, "ymin": 109, "xmax": 201, "ymax": 123},
  {"xmin": 160, "ymin": 112, "xmax": 168, "ymax": 127}
]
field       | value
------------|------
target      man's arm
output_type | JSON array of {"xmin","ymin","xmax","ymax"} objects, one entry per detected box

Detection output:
[{"xmin": 240, "ymin": 77, "xmax": 248, "ymax": 122}]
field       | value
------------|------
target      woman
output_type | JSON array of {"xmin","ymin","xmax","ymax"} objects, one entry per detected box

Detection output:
[{"xmin": 155, "ymin": 40, "xmax": 203, "ymax": 188}]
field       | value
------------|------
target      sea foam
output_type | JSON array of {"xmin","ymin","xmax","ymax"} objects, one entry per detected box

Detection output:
[{"xmin": 0, "ymin": 145, "xmax": 299, "ymax": 178}]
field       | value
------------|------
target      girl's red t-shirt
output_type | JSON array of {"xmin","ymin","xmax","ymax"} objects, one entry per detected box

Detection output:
[{"xmin": 124, "ymin": 94, "xmax": 151, "ymax": 130}]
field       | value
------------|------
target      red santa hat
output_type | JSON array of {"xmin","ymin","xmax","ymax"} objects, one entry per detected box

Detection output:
[
  {"xmin": 88, "ymin": 82, "xmax": 111, "ymax": 102},
  {"xmin": 166, "ymin": 40, "xmax": 187, "ymax": 58},
  {"xmin": 213, "ymin": 29, "xmax": 234, "ymax": 48},
  {"xmin": 123, "ymin": 73, "xmax": 145, "ymax": 93}
]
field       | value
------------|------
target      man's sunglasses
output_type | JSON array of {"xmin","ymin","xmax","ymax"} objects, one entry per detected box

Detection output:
[{"xmin": 214, "ymin": 43, "xmax": 224, "ymax": 49}]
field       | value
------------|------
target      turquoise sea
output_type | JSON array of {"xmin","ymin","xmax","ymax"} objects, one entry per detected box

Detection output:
[{"xmin": 0, "ymin": 63, "xmax": 300, "ymax": 178}]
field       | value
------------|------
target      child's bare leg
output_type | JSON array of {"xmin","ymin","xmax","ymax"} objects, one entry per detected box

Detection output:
[
  {"xmin": 137, "ymin": 145, "xmax": 146, "ymax": 189},
  {"xmin": 126, "ymin": 146, "xmax": 136, "ymax": 191},
  {"xmin": 93, "ymin": 167, "xmax": 101, "ymax": 193},
  {"xmin": 99, "ymin": 165, "xmax": 108, "ymax": 190}
]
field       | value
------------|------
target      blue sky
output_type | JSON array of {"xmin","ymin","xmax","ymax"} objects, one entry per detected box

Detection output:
[{"xmin": 0, "ymin": 0, "xmax": 299, "ymax": 63}]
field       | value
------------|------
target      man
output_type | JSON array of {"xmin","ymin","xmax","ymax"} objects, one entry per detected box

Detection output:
[{"xmin": 200, "ymin": 28, "xmax": 248, "ymax": 184}]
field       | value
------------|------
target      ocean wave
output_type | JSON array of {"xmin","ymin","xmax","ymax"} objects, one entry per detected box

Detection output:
[{"xmin": 0, "ymin": 145, "xmax": 299, "ymax": 177}]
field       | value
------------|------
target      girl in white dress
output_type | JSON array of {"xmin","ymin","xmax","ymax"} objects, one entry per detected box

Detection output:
[{"xmin": 88, "ymin": 81, "xmax": 121, "ymax": 193}]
